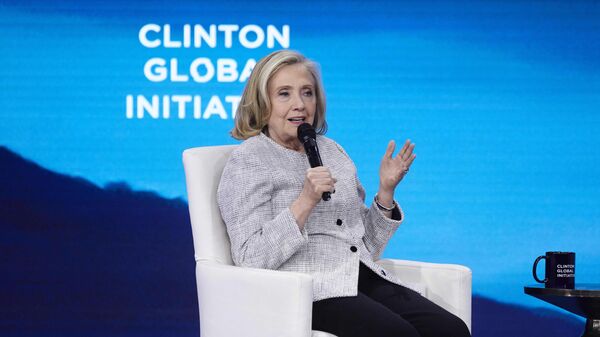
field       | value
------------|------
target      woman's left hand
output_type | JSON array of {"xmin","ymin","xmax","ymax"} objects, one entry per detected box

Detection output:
[{"xmin": 379, "ymin": 139, "xmax": 416, "ymax": 195}]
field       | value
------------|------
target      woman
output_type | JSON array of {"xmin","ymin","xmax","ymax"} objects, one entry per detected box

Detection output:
[{"xmin": 217, "ymin": 50, "xmax": 470, "ymax": 337}]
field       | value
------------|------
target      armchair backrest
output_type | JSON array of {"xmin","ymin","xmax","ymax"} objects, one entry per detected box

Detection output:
[{"xmin": 183, "ymin": 145, "xmax": 237, "ymax": 265}]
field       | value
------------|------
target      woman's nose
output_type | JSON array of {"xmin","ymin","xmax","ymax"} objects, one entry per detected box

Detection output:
[{"xmin": 292, "ymin": 93, "xmax": 306, "ymax": 110}]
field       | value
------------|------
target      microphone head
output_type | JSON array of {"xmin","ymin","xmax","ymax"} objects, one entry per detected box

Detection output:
[{"xmin": 297, "ymin": 123, "xmax": 316, "ymax": 142}]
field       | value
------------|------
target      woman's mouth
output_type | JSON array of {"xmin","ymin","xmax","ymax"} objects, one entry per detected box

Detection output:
[{"xmin": 287, "ymin": 117, "xmax": 306, "ymax": 125}]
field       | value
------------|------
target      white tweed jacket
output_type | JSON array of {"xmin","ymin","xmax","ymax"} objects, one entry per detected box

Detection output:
[{"xmin": 217, "ymin": 132, "xmax": 415, "ymax": 301}]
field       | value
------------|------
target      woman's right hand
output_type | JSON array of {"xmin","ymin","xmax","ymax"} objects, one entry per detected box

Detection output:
[
  {"xmin": 300, "ymin": 166, "xmax": 337, "ymax": 206},
  {"xmin": 290, "ymin": 167, "xmax": 336, "ymax": 228}
]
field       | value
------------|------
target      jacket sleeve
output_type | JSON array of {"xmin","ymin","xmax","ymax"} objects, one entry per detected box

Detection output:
[
  {"xmin": 217, "ymin": 149, "xmax": 308, "ymax": 270},
  {"xmin": 356, "ymin": 175, "xmax": 404, "ymax": 261}
]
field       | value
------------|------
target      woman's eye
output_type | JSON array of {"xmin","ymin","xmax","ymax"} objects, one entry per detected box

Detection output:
[
  {"xmin": 279, "ymin": 91, "xmax": 289, "ymax": 97},
  {"xmin": 303, "ymin": 90, "xmax": 313, "ymax": 97}
]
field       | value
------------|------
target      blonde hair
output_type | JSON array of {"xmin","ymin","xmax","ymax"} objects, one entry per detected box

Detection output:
[{"xmin": 231, "ymin": 50, "xmax": 327, "ymax": 140}]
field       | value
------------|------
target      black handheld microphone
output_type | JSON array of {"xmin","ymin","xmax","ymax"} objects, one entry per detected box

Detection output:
[{"xmin": 297, "ymin": 123, "xmax": 331, "ymax": 201}]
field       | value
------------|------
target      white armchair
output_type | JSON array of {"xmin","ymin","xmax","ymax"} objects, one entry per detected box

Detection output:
[{"xmin": 183, "ymin": 145, "xmax": 472, "ymax": 337}]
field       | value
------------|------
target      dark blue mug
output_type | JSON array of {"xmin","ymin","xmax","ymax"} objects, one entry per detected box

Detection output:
[{"xmin": 533, "ymin": 251, "xmax": 575, "ymax": 289}]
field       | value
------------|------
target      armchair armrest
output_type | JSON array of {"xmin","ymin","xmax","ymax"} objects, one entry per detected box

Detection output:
[
  {"xmin": 377, "ymin": 259, "xmax": 472, "ymax": 331},
  {"xmin": 196, "ymin": 261, "xmax": 314, "ymax": 337}
]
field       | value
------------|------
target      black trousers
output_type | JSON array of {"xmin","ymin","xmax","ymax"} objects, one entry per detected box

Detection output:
[{"xmin": 312, "ymin": 263, "xmax": 471, "ymax": 337}]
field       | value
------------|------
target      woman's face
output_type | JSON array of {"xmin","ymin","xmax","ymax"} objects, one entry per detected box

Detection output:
[{"xmin": 267, "ymin": 63, "xmax": 317, "ymax": 151}]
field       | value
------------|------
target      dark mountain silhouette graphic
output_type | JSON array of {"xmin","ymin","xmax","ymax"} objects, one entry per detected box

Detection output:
[
  {"xmin": 0, "ymin": 146, "xmax": 197, "ymax": 337},
  {"xmin": 472, "ymin": 296, "xmax": 582, "ymax": 336},
  {"xmin": 0, "ymin": 146, "xmax": 584, "ymax": 336}
]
